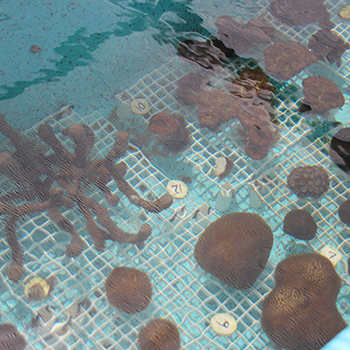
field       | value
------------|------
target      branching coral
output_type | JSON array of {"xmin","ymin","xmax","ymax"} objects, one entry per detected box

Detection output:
[{"xmin": 0, "ymin": 114, "xmax": 173, "ymax": 282}]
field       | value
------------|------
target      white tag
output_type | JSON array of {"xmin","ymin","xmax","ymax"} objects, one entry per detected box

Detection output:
[
  {"xmin": 166, "ymin": 180, "xmax": 188, "ymax": 199},
  {"xmin": 210, "ymin": 313, "xmax": 237, "ymax": 335},
  {"xmin": 320, "ymin": 246, "xmax": 342, "ymax": 266},
  {"xmin": 130, "ymin": 99, "xmax": 149, "ymax": 114}
]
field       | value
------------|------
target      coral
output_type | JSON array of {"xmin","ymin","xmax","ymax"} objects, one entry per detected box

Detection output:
[
  {"xmin": 237, "ymin": 104, "xmax": 279, "ymax": 160},
  {"xmin": 175, "ymin": 73, "xmax": 209, "ymax": 106},
  {"xmin": 308, "ymin": 29, "xmax": 350, "ymax": 67},
  {"xmin": 215, "ymin": 16, "xmax": 275, "ymax": 57},
  {"xmin": 229, "ymin": 68, "xmax": 276, "ymax": 105},
  {"xmin": 283, "ymin": 209, "xmax": 318, "ymax": 240},
  {"xmin": 261, "ymin": 253, "xmax": 347, "ymax": 350},
  {"xmin": 24, "ymin": 275, "xmax": 56, "ymax": 301},
  {"xmin": 330, "ymin": 127, "xmax": 350, "ymax": 174},
  {"xmin": 197, "ymin": 88, "xmax": 279, "ymax": 159},
  {"xmin": 0, "ymin": 322, "xmax": 27, "ymax": 350},
  {"xmin": 177, "ymin": 39, "xmax": 229, "ymax": 72},
  {"xmin": 197, "ymin": 89, "xmax": 240, "ymax": 129},
  {"xmin": 337, "ymin": 199, "xmax": 350, "ymax": 226},
  {"xmin": 287, "ymin": 165, "xmax": 329, "ymax": 199},
  {"xmin": 105, "ymin": 266, "xmax": 152, "ymax": 313},
  {"xmin": 138, "ymin": 318, "xmax": 181, "ymax": 350},
  {"xmin": 148, "ymin": 112, "xmax": 190, "ymax": 152},
  {"xmin": 194, "ymin": 212, "xmax": 273, "ymax": 289},
  {"xmin": 0, "ymin": 114, "xmax": 174, "ymax": 281},
  {"xmin": 300, "ymin": 76, "xmax": 345, "ymax": 114},
  {"xmin": 264, "ymin": 41, "xmax": 318, "ymax": 80},
  {"xmin": 269, "ymin": 0, "xmax": 334, "ymax": 29}
]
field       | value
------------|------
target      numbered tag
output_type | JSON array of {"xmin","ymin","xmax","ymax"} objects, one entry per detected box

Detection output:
[
  {"xmin": 210, "ymin": 313, "xmax": 237, "ymax": 335},
  {"xmin": 166, "ymin": 180, "xmax": 188, "ymax": 199},
  {"xmin": 130, "ymin": 99, "xmax": 150, "ymax": 115},
  {"xmin": 320, "ymin": 246, "xmax": 343, "ymax": 266}
]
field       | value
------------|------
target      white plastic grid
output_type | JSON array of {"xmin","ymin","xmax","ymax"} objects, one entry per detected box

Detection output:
[{"xmin": 1, "ymin": 2, "xmax": 350, "ymax": 350}]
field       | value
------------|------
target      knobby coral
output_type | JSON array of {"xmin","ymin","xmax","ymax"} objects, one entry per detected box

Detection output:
[
  {"xmin": 264, "ymin": 41, "xmax": 318, "ymax": 80},
  {"xmin": 261, "ymin": 253, "xmax": 347, "ymax": 350},
  {"xmin": 308, "ymin": 29, "xmax": 350, "ymax": 67},
  {"xmin": 287, "ymin": 165, "xmax": 329, "ymax": 199},
  {"xmin": 0, "ymin": 114, "xmax": 173, "ymax": 282}
]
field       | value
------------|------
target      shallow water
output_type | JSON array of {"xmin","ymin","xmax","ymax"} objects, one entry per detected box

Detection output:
[{"xmin": 0, "ymin": 0, "xmax": 350, "ymax": 349}]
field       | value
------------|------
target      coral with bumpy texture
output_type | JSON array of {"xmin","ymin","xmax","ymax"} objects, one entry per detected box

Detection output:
[
  {"xmin": 261, "ymin": 253, "xmax": 347, "ymax": 350},
  {"xmin": 287, "ymin": 165, "xmax": 329, "ymax": 199}
]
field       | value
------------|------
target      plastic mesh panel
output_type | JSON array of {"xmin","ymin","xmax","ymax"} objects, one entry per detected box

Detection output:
[{"xmin": 1, "ymin": 1, "xmax": 350, "ymax": 349}]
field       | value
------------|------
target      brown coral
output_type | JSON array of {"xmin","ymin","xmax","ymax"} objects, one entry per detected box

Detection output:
[
  {"xmin": 261, "ymin": 253, "xmax": 347, "ymax": 350},
  {"xmin": 175, "ymin": 73, "xmax": 209, "ymax": 106},
  {"xmin": 197, "ymin": 89, "xmax": 240, "ymax": 129},
  {"xmin": 194, "ymin": 212, "xmax": 273, "ymax": 289},
  {"xmin": 138, "ymin": 318, "xmax": 181, "ymax": 350},
  {"xmin": 300, "ymin": 76, "xmax": 345, "ymax": 113},
  {"xmin": 264, "ymin": 42, "xmax": 318, "ymax": 80},
  {"xmin": 308, "ymin": 29, "xmax": 350, "ymax": 67},
  {"xmin": 148, "ymin": 112, "xmax": 190, "ymax": 152},
  {"xmin": 283, "ymin": 209, "xmax": 318, "ymax": 240},
  {"xmin": 269, "ymin": 0, "xmax": 334, "ymax": 29},
  {"xmin": 287, "ymin": 165, "xmax": 329, "ymax": 199},
  {"xmin": 0, "ymin": 114, "xmax": 175, "ymax": 281},
  {"xmin": 215, "ymin": 16, "xmax": 275, "ymax": 57},
  {"xmin": 105, "ymin": 266, "xmax": 152, "ymax": 313}
]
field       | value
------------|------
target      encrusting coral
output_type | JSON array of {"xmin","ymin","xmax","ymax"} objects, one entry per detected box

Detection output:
[
  {"xmin": 308, "ymin": 28, "xmax": 350, "ymax": 67},
  {"xmin": 0, "ymin": 114, "xmax": 173, "ymax": 282}
]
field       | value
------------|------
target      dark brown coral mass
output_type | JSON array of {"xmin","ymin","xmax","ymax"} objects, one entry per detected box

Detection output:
[
  {"xmin": 287, "ymin": 165, "xmax": 329, "ymax": 199},
  {"xmin": 308, "ymin": 29, "xmax": 350, "ymax": 67},
  {"xmin": 261, "ymin": 253, "xmax": 347, "ymax": 350},
  {"xmin": 283, "ymin": 209, "xmax": 317, "ymax": 240},
  {"xmin": 194, "ymin": 212, "xmax": 273, "ymax": 289},
  {"xmin": 337, "ymin": 199, "xmax": 350, "ymax": 226},
  {"xmin": 264, "ymin": 41, "xmax": 318, "ymax": 80},
  {"xmin": 301, "ymin": 76, "xmax": 345, "ymax": 113},
  {"xmin": 197, "ymin": 89, "xmax": 240, "ymax": 129},
  {"xmin": 138, "ymin": 318, "xmax": 181, "ymax": 350},
  {"xmin": 148, "ymin": 112, "xmax": 190, "ymax": 152},
  {"xmin": 269, "ymin": 0, "xmax": 334, "ymax": 29},
  {"xmin": 105, "ymin": 266, "xmax": 152, "ymax": 314},
  {"xmin": 330, "ymin": 127, "xmax": 350, "ymax": 174}
]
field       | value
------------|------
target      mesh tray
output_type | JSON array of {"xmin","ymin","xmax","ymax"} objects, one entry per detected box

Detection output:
[{"xmin": 1, "ymin": 0, "xmax": 350, "ymax": 349}]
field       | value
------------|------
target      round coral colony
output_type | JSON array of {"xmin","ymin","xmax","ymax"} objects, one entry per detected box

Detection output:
[
  {"xmin": 283, "ymin": 209, "xmax": 318, "ymax": 241},
  {"xmin": 138, "ymin": 318, "xmax": 181, "ymax": 350},
  {"xmin": 105, "ymin": 266, "xmax": 152, "ymax": 314}
]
